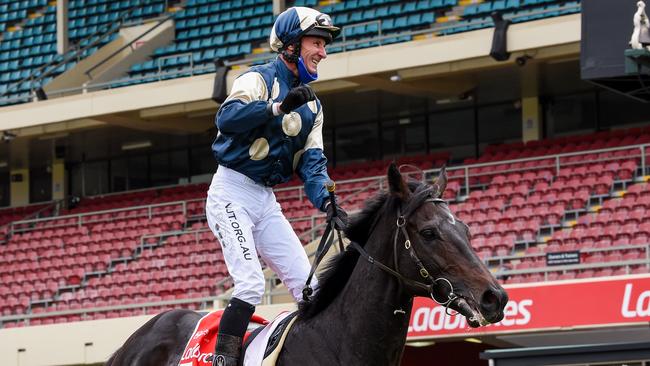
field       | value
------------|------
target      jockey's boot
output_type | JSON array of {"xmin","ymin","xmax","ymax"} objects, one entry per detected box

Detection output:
[{"xmin": 212, "ymin": 297, "xmax": 255, "ymax": 366}]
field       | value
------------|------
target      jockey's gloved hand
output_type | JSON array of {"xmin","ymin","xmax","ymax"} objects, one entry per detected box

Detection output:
[
  {"xmin": 279, "ymin": 85, "xmax": 315, "ymax": 114},
  {"xmin": 326, "ymin": 201, "xmax": 348, "ymax": 231}
]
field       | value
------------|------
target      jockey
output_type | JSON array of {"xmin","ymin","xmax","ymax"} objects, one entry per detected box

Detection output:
[{"xmin": 206, "ymin": 6, "xmax": 347, "ymax": 366}]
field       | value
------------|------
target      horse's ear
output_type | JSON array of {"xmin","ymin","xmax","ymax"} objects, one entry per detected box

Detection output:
[
  {"xmin": 387, "ymin": 162, "xmax": 411, "ymax": 200},
  {"xmin": 432, "ymin": 166, "xmax": 448, "ymax": 198}
]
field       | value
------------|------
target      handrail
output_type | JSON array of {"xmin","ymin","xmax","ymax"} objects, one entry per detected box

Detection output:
[
  {"xmin": 10, "ymin": 199, "xmax": 188, "ymax": 234},
  {"xmin": 0, "ymin": 296, "xmax": 218, "ymax": 323},
  {"xmin": 85, "ymin": 13, "xmax": 175, "ymax": 80},
  {"xmin": 497, "ymin": 259, "xmax": 649, "ymax": 277},
  {"xmin": 0, "ymin": 201, "xmax": 58, "ymax": 242},
  {"xmin": 0, "ymin": 25, "xmax": 118, "ymax": 99},
  {"xmin": 0, "ymin": 2, "xmax": 581, "ymax": 103},
  {"xmin": 0, "ymin": 2, "xmax": 148, "ymax": 99},
  {"xmin": 5, "ymin": 142, "xmax": 647, "ymax": 235},
  {"xmin": 138, "ymin": 227, "xmax": 210, "ymax": 248},
  {"xmin": 2, "ymin": 196, "xmax": 647, "ymax": 323},
  {"xmin": 273, "ymin": 143, "xmax": 649, "ymax": 204},
  {"xmin": 489, "ymin": 243, "xmax": 650, "ymax": 263},
  {"xmin": 156, "ymin": 51, "xmax": 194, "ymax": 76},
  {"xmin": 340, "ymin": 19, "xmax": 382, "ymax": 52},
  {"xmin": 1, "ymin": 242, "xmax": 645, "ymax": 325}
]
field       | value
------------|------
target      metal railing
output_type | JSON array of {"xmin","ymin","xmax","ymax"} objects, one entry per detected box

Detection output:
[
  {"xmin": 138, "ymin": 227, "xmax": 211, "ymax": 249},
  {"xmin": 0, "ymin": 1, "xmax": 155, "ymax": 102},
  {"xmin": 0, "ymin": 296, "xmax": 217, "ymax": 325},
  {"xmin": 340, "ymin": 19, "xmax": 382, "ymax": 52},
  {"xmin": 1, "ymin": 242, "xmax": 645, "ymax": 326},
  {"xmin": 260, "ymin": 143, "xmax": 648, "ymax": 302},
  {"xmin": 271, "ymin": 143, "xmax": 649, "ymax": 207},
  {"xmin": 491, "ymin": 243, "xmax": 650, "ymax": 277},
  {"xmin": 10, "ymin": 199, "xmax": 189, "ymax": 235},
  {"xmin": 0, "ymin": 0, "xmax": 173, "ymax": 104},
  {"xmin": 0, "ymin": 139, "xmax": 648, "ymax": 324},
  {"xmin": 84, "ymin": 13, "xmax": 175, "ymax": 81},
  {"xmin": 5, "ymin": 142, "xmax": 648, "ymax": 237},
  {"xmin": 157, "ymin": 52, "xmax": 193, "ymax": 74}
]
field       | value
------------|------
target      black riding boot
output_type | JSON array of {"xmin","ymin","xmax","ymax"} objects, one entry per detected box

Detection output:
[
  {"xmin": 212, "ymin": 297, "xmax": 255, "ymax": 366},
  {"xmin": 212, "ymin": 334, "xmax": 242, "ymax": 366}
]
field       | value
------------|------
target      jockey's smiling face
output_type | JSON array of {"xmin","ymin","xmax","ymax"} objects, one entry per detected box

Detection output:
[{"xmin": 300, "ymin": 35, "xmax": 328, "ymax": 74}]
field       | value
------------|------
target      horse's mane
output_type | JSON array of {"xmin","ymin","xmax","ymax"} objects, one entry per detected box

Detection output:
[{"xmin": 298, "ymin": 181, "xmax": 421, "ymax": 320}]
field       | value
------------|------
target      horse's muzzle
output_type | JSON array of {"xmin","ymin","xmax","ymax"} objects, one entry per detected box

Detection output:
[{"xmin": 479, "ymin": 286, "xmax": 508, "ymax": 323}]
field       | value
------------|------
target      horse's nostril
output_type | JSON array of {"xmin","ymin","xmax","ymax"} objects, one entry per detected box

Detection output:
[
  {"xmin": 481, "ymin": 290, "xmax": 497, "ymax": 311},
  {"xmin": 480, "ymin": 288, "xmax": 504, "ymax": 314}
]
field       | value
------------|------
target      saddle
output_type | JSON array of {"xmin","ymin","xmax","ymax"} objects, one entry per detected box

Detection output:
[
  {"xmin": 179, "ymin": 310, "xmax": 298, "ymax": 366},
  {"xmin": 242, "ymin": 311, "xmax": 298, "ymax": 365}
]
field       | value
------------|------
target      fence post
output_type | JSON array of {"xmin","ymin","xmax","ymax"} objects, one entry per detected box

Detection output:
[
  {"xmin": 378, "ymin": 20, "xmax": 383, "ymax": 46},
  {"xmin": 641, "ymin": 145, "xmax": 647, "ymax": 176},
  {"xmin": 464, "ymin": 166, "xmax": 470, "ymax": 196}
]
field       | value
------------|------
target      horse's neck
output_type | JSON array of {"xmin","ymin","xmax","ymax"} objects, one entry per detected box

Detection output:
[{"xmin": 307, "ymin": 224, "xmax": 413, "ymax": 365}]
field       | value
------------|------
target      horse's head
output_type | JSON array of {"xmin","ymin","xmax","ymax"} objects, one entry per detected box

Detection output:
[{"xmin": 386, "ymin": 163, "xmax": 507, "ymax": 327}]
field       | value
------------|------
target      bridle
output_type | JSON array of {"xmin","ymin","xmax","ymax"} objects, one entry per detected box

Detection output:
[{"xmin": 348, "ymin": 184, "xmax": 460, "ymax": 315}]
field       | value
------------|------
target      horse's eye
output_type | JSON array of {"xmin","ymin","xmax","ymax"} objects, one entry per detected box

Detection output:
[{"xmin": 419, "ymin": 228, "xmax": 438, "ymax": 241}]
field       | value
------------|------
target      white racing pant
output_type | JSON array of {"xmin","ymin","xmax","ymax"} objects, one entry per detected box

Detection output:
[{"xmin": 205, "ymin": 166, "xmax": 317, "ymax": 305}]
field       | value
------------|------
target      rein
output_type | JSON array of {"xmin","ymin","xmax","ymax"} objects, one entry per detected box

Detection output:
[{"xmin": 302, "ymin": 183, "xmax": 345, "ymax": 302}]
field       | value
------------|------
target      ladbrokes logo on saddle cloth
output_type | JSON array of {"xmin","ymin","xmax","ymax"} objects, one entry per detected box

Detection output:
[
  {"xmin": 179, "ymin": 310, "xmax": 298, "ymax": 366},
  {"xmin": 179, "ymin": 310, "xmax": 268, "ymax": 366}
]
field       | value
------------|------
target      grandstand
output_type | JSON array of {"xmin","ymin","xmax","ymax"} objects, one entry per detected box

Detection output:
[{"xmin": 0, "ymin": 0, "xmax": 649, "ymax": 365}]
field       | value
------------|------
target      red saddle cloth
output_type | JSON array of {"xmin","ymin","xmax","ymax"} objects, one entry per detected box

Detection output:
[{"xmin": 179, "ymin": 310, "xmax": 269, "ymax": 366}]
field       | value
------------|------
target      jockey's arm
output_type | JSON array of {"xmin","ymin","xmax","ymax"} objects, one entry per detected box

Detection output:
[
  {"xmin": 216, "ymin": 72, "xmax": 271, "ymax": 134},
  {"xmin": 296, "ymin": 108, "xmax": 330, "ymax": 212}
]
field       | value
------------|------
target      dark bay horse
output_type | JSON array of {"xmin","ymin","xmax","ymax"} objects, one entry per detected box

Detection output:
[{"xmin": 106, "ymin": 164, "xmax": 508, "ymax": 366}]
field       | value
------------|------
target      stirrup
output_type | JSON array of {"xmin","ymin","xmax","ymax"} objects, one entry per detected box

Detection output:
[
  {"xmin": 212, "ymin": 354, "xmax": 238, "ymax": 366},
  {"xmin": 212, "ymin": 334, "xmax": 242, "ymax": 366}
]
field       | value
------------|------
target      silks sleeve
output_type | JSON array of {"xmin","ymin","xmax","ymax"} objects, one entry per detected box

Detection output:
[
  {"xmin": 296, "ymin": 107, "xmax": 331, "ymax": 211},
  {"xmin": 216, "ymin": 72, "xmax": 270, "ymax": 134}
]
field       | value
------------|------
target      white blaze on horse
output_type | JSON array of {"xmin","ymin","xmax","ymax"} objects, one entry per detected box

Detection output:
[{"xmin": 106, "ymin": 164, "xmax": 508, "ymax": 366}]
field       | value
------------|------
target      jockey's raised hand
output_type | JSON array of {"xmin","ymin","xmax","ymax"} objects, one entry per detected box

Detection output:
[{"xmin": 279, "ymin": 85, "xmax": 315, "ymax": 114}]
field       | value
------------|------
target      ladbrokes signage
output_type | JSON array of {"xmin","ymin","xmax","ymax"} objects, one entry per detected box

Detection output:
[{"xmin": 407, "ymin": 274, "xmax": 650, "ymax": 339}]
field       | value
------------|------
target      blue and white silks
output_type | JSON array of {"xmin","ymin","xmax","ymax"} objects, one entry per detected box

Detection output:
[{"xmin": 212, "ymin": 57, "xmax": 330, "ymax": 211}]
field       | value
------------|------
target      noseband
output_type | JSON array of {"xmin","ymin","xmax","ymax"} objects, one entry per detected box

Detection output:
[{"xmin": 349, "ymin": 184, "xmax": 459, "ymax": 315}]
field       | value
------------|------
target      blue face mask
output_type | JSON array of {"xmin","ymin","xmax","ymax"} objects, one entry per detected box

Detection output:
[{"xmin": 297, "ymin": 56, "xmax": 318, "ymax": 84}]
